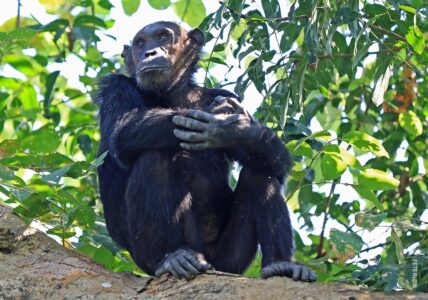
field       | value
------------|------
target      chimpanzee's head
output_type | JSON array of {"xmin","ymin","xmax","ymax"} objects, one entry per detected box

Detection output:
[{"xmin": 121, "ymin": 21, "xmax": 204, "ymax": 94}]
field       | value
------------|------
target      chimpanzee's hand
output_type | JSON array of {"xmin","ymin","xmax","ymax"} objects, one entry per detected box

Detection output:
[
  {"xmin": 260, "ymin": 261, "xmax": 317, "ymax": 282},
  {"xmin": 155, "ymin": 249, "xmax": 211, "ymax": 280},
  {"xmin": 209, "ymin": 96, "xmax": 245, "ymax": 115},
  {"xmin": 172, "ymin": 105, "xmax": 253, "ymax": 150}
]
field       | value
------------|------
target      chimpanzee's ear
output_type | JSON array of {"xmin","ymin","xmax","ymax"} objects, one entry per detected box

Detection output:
[
  {"xmin": 188, "ymin": 28, "xmax": 205, "ymax": 46},
  {"xmin": 121, "ymin": 45, "xmax": 131, "ymax": 59}
]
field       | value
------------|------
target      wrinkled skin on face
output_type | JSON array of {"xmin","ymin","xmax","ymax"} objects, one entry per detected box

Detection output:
[{"xmin": 121, "ymin": 21, "xmax": 204, "ymax": 94}]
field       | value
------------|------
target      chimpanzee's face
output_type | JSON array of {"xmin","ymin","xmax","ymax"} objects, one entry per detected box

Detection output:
[{"xmin": 122, "ymin": 22, "xmax": 204, "ymax": 94}]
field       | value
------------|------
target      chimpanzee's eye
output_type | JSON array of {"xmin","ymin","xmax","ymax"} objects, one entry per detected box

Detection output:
[
  {"xmin": 159, "ymin": 34, "xmax": 168, "ymax": 42},
  {"xmin": 137, "ymin": 40, "xmax": 144, "ymax": 48}
]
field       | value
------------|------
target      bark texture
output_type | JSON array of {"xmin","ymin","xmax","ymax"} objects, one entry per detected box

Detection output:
[{"xmin": 0, "ymin": 203, "xmax": 427, "ymax": 300}]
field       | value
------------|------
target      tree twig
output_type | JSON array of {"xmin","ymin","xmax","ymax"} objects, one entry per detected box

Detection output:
[
  {"xmin": 16, "ymin": 0, "xmax": 21, "ymax": 29},
  {"xmin": 316, "ymin": 181, "xmax": 337, "ymax": 258},
  {"xmin": 369, "ymin": 24, "xmax": 407, "ymax": 42}
]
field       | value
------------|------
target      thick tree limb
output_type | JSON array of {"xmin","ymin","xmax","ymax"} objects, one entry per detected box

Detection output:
[{"xmin": 0, "ymin": 204, "xmax": 426, "ymax": 300}]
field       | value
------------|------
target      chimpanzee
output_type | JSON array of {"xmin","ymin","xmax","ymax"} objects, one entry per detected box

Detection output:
[{"xmin": 94, "ymin": 21, "xmax": 316, "ymax": 282}]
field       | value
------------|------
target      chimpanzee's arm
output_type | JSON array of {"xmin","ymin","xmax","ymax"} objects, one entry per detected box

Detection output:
[
  {"xmin": 226, "ymin": 124, "xmax": 292, "ymax": 183},
  {"xmin": 96, "ymin": 74, "xmax": 185, "ymax": 168},
  {"xmin": 172, "ymin": 109, "xmax": 291, "ymax": 182}
]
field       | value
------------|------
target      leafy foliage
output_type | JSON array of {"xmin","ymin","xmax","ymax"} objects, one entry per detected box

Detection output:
[{"xmin": 0, "ymin": 0, "xmax": 427, "ymax": 291}]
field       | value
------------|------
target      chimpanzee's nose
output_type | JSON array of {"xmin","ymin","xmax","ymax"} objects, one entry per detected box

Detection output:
[{"xmin": 145, "ymin": 49, "xmax": 157, "ymax": 58}]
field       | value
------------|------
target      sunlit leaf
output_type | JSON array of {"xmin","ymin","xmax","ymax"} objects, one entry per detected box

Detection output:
[
  {"xmin": 398, "ymin": 111, "xmax": 423, "ymax": 137},
  {"xmin": 405, "ymin": 25, "xmax": 425, "ymax": 55},
  {"xmin": 358, "ymin": 168, "xmax": 399, "ymax": 191},
  {"xmin": 148, "ymin": 0, "xmax": 171, "ymax": 10},
  {"xmin": 121, "ymin": 0, "xmax": 140, "ymax": 16},
  {"xmin": 342, "ymin": 131, "xmax": 389, "ymax": 158},
  {"xmin": 320, "ymin": 145, "xmax": 355, "ymax": 180},
  {"xmin": 173, "ymin": 0, "xmax": 206, "ymax": 27},
  {"xmin": 286, "ymin": 140, "xmax": 313, "ymax": 158}
]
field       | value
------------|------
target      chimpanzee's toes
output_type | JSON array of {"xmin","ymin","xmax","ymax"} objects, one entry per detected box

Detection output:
[
  {"xmin": 260, "ymin": 261, "xmax": 316, "ymax": 282},
  {"xmin": 155, "ymin": 248, "xmax": 210, "ymax": 280}
]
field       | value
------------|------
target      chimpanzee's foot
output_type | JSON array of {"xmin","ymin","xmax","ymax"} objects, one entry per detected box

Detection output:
[
  {"xmin": 155, "ymin": 248, "xmax": 210, "ymax": 280},
  {"xmin": 260, "ymin": 261, "xmax": 317, "ymax": 282}
]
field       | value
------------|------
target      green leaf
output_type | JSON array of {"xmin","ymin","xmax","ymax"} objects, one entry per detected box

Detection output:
[
  {"xmin": 19, "ymin": 84, "xmax": 38, "ymax": 109},
  {"xmin": 0, "ymin": 164, "xmax": 15, "ymax": 180},
  {"xmin": 8, "ymin": 28, "xmax": 37, "ymax": 41},
  {"xmin": 75, "ymin": 205, "xmax": 96, "ymax": 227},
  {"xmin": 399, "ymin": 5, "xmax": 416, "ymax": 14},
  {"xmin": 353, "ymin": 185, "xmax": 384, "ymax": 211},
  {"xmin": 148, "ymin": 0, "xmax": 171, "ymax": 10},
  {"xmin": 121, "ymin": 0, "xmax": 140, "ymax": 16},
  {"xmin": 173, "ymin": 0, "xmax": 206, "ymax": 27},
  {"xmin": 352, "ymin": 43, "xmax": 370, "ymax": 70},
  {"xmin": 330, "ymin": 229, "xmax": 364, "ymax": 263},
  {"xmin": 279, "ymin": 23, "xmax": 300, "ymax": 51},
  {"xmin": 286, "ymin": 140, "xmax": 313, "ymax": 158},
  {"xmin": 320, "ymin": 145, "xmax": 354, "ymax": 180},
  {"xmin": 93, "ymin": 151, "xmax": 108, "ymax": 168},
  {"xmin": 42, "ymin": 19, "xmax": 69, "ymax": 32},
  {"xmin": 405, "ymin": 25, "xmax": 425, "ymax": 55},
  {"xmin": 74, "ymin": 14, "xmax": 107, "ymax": 28},
  {"xmin": 0, "ymin": 153, "xmax": 72, "ymax": 170},
  {"xmin": 398, "ymin": 111, "xmax": 423, "ymax": 137},
  {"xmin": 358, "ymin": 168, "xmax": 399, "ymax": 191},
  {"xmin": 43, "ymin": 71, "xmax": 60, "ymax": 115},
  {"xmin": 47, "ymin": 227, "xmax": 76, "ymax": 239},
  {"xmin": 342, "ymin": 131, "xmax": 389, "ymax": 158},
  {"xmin": 391, "ymin": 228, "xmax": 405, "ymax": 265},
  {"xmin": 20, "ymin": 127, "xmax": 60, "ymax": 154},
  {"xmin": 94, "ymin": 246, "xmax": 115, "ymax": 266},
  {"xmin": 355, "ymin": 212, "xmax": 387, "ymax": 231},
  {"xmin": 261, "ymin": 0, "xmax": 281, "ymax": 19},
  {"xmin": 41, "ymin": 165, "xmax": 72, "ymax": 184}
]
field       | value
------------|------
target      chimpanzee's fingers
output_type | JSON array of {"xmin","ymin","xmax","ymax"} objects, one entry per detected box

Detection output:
[
  {"xmin": 172, "ymin": 116, "xmax": 209, "ymax": 131},
  {"xmin": 173, "ymin": 129, "xmax": 207, "ymax": 142},
  {"xmin": 292, "ymin": 265, "xmax": 302, "ymax": 281},
  {"xmin": 178, "ymin": 257, "xmax": 199, "ymax": 276},
  {"xmin": 260, "ymin": 265, "xmax": 275, "ymax": 279},
  {"xmin": 186, "ymin": 109, "xmax": 216, "ymax": 122},
  {"xmin": 195, "ymin": 253, "xmax": 210, "ymax": 270},
  {"xmin": 309, "ymin": 269, "xmax": 317, "ymax": 282},
  {"xmin": 260, "ymin": 262, "xmax": 294, "ymax": 279},
  {"xmin": 180, "ymin": 142, "xmax": 209, "ymax": 151},
  {"xmin": 300, "ymin": 267, "xmax": 310, "ymax": 282},
  {"xmin": 171, "ymin": 260, "xmax": 191, "ymax": 279},
  {"xmin": 184, "ymin": 252, "xmax": 207, "ymax": 271},
  {"xmin": 154, "ymin": 264, "xmax": 168, "ymax": 277},
  {"xmin": 225, "ymin": 97, "xmax": 244, "ymax": 112}
]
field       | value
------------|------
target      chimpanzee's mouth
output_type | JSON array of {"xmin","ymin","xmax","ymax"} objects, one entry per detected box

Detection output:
[{"xmin": 139, "ymin": 66, "xmax": 169, "ymax": 74}]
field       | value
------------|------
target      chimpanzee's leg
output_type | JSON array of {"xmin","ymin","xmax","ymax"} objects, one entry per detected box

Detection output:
[
  {"xmin": 211, "ymin": 167, "xmax": 316, "ymax": 281},
  {"xmin": 209, "ymin": 166, "xmax": 292, "ymax": 273},
  {"xmin": 124, "ymin": 151, "xmax": 209, "ymax": 277}
]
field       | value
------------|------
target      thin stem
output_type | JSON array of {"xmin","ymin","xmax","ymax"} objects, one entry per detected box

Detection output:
[
  {"xmin": 16, "ymin": 0, "xmax": 21, "ymax": 29},
  {"xmin": 317, "ymin": 181, "xmax": 337, "ymax": 258}
]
